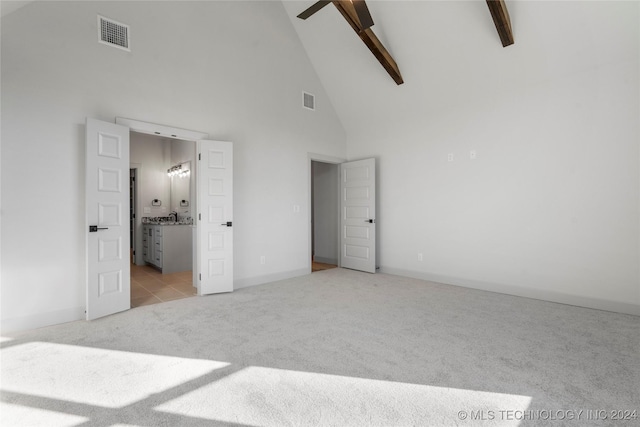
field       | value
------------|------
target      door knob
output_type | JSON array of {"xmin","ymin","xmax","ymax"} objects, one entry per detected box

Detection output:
[
  {"xmin": 220, "ymin": 221, "xmax": 233, "ymax": 227},
  {"xmin": 364, "ymin": 219, "xmax": 375, "ymax": 224},
  {"xmin": 89, "ymin": 225, "xmax": 109, "ymax": 232}
]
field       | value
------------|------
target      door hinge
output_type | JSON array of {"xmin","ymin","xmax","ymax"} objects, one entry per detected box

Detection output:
[
  {"xmin": 199, "ymin": 213, "xmax": 201, "ymax": 220},
  {"xmin": 199, "ymin": 273, "xmax": 201, "ymax": 281},
  {"xmin": 198, "ymin": 153, "xmax": 201, "ymax": 160}
]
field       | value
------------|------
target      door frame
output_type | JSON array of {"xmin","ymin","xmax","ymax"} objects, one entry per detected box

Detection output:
[
  {"xmin": 307, "ymin": 153, "xmax": 345, "ymax": 273},
  {"xmin": 129, "ymin": 163, "xmax": 142, "ymax": 265},
  {"xmin": 116, "ymin": 117, "xmax": 208, "ymax": 282}
]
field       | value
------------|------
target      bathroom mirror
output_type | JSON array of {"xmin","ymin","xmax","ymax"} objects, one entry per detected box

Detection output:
[{"xmin": 170, "ymin": 161, "xmax": 191, "ymax": 219}]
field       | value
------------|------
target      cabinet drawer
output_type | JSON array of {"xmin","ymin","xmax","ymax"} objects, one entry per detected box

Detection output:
[
  {"xmin": 154, "ymin": 253, "xmax": 163, "ymax": 267},
  {"xmin": 155, "ymin": 228, "xmax": 163, "ymax": 237}
]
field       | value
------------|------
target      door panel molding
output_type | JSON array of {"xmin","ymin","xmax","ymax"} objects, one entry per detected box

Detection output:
[
  {"xmin": 197, "ymin": 140, "xmax": 234, "ymax": 295},
  {"xmin": 86, "ymin": 118, "xmax": 131, "ymax": 320},
  {"xmin": 340, "ymin": 158, "xmax": 376, "ymax": 273}
]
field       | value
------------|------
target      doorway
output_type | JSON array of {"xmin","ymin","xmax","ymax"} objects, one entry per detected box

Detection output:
[
  {"xmin": 86, "ymin": 118, "xmax": 235, "ymax": 320},
  {"xmin": 129, "ymin": 132, "xmax": 197, "ymax": 308},
  {"xmin": 311, "ymin": 160, "xmax": 339, "ymax": 272}
]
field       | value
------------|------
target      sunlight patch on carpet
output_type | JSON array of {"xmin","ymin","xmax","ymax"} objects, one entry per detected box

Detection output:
[
  {"xmin": 156, "ymin": 366, "xmax": 532, "ymax": 426},
  {"xmin": 0, "ymin": 402, "xmax": 88, "ymax": 427},
  {"xmin": 0, "ymin": 342, "xmax": 229, "ymax": 408}
]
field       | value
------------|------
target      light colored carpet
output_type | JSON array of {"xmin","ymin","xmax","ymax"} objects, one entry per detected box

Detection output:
[{"xmin": 1, "ymin": 268, "xmax": 638, "ymax": 426}]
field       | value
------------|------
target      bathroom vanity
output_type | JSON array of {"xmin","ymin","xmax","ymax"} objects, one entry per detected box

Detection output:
[{"xmin": 142, "ymin": 223, "xmax": 192, "ymax": 273}]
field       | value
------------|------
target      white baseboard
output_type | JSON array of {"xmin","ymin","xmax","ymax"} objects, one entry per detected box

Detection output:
[
  {"xmin": 2, "ymin": 269, "xmax": 310, "ymax": 333},
  {"xmin": 234, "ymin": 268, "xmax": 310, "ymax": 290},
  {"xmin": 379, "ymin": 266, "xmax": 640, "ymax": 317},
  {"xmin": 1, "ymin": 306, "xmax": 85, "ymax": 334}
]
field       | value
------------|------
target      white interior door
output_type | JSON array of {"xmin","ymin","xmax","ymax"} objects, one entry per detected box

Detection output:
[
  {"xmin": 86, "ymin": 118, "xmax": 131, "ymax": 320},
  {"xmin": 341, "ymin": 158, "xmax": 376, "ymax": 273},
  {"xmin": 197, "ymin": 140, "xmax": 233, "ymax": 295}
]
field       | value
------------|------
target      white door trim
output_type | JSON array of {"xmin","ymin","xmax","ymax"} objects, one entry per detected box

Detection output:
[
  {"xmin": 86, "ymin": 116, "xmax": 210, "ymax": 319},
  {"xmin": 115, "ymin": 117, "xmax": 208, "ymax": 141},
  {"xmin": 308, "ymin": 153, "xmax": 346, "ymax": 273}
]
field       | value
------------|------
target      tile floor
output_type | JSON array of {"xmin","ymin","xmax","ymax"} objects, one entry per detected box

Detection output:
[
  {"xmin": 131, "ymin": 264, "xmax": 196, "ymax": 308},
  {"xmin": 132, "ymin": 261, "xmax": 333, "ymax": 307},
  {"xmin": 312, "ymin": 261, "xmax": 338, "ymax": 272}
]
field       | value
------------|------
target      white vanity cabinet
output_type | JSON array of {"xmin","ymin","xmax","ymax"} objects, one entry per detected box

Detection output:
[{"xmin": 142, "ymin": 224, "xmax": 192, "ymax": 273}]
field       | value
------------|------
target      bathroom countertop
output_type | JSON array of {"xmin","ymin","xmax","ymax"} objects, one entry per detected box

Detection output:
[{"xmin": 144, "ymin": 222, "xmax": 193, "ymax": 226}]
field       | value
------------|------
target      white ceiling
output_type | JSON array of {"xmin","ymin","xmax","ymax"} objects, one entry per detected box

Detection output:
[
  {"xmin": 281, "ymin": 1, "xmax": 635, "ymax": 143},
  {"xmin": 0, "ymin": 0, "xmax": 32, "ymax": 17},
  {"xmin": 4, "ymin": 0, "xmax": 634, "ymax": 144}
]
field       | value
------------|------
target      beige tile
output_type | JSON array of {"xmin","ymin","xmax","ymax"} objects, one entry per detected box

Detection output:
[
  {"xmin": 135, "ymin": 275, "xmax": 165, "ymax": 285},
  {"xmin": 153, "ymin": 288, "xmax": 188, "ymax": 302},
  {"xmin": 145, "ymin": 269, "xmax": 162, "ymax": 277},
  {"xmin": 131, "ymin": 286, "xmax": 151, "ymax": 299},
  {"xmin": 131, "ymin": 294, "xmax": 161, "ymax": 307},
  {"xmin": 130, "ymin": 265, "xmax": 194, "ymax": 307},
  {"xmin": 170, "ymin": 281, "xmax": 196, "ymax": 290},
  {"xmin": 131, "ymin": 267, "xmax": 149, "ymax": 277},
  {"xmin": 172, "ymin": 284, "xmax": 197, "ymax": 296},
  {"xmin": 159, "ymin": 275, "xmax": 188, "ymax": 285},
  {"xmin": 140, "ymin": 280, "xmax": 170, "ymax": 292}
]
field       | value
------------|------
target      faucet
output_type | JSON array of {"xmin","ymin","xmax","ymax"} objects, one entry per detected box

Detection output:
[{"xmin": 169, "ymin": 211, "xmax": 178, "ymax": 222}]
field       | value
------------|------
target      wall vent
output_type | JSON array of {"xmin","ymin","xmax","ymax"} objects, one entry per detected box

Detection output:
[
  {"xmin": 98, "ymin": 15, "xmax": 130, "ymax": 51},
  {"xmin": 303, "ymin": 92, "xmax": 315, "ymax": 111}
]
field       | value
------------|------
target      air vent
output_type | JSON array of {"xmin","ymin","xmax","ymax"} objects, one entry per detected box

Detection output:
[
  {"xmin": 98, "ymin": 15, "xmax": 130, "ymax": 51},
  {"xmin": 303, "ymin": 91, "xmax": 315, "ymax": 111}
]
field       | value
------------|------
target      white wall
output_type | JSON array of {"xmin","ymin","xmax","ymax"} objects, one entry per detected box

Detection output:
[
  {"xmin": 131, "ymin": 132, "xmax": 171, "ymax": 218},
  {"xmin": 1, "ymin": 1, "xmax": 346, "ymax": 331},
  {"xmin": 312, "ymin": 161, "xmax": 339, "ymax": 264},
  {"xmin": 286, "ymin": 1, "xmax": 640, "ymax": 314}
]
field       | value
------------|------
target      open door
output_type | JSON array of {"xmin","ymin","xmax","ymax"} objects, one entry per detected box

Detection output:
[
  {"xmin": 86, "ymin": 118, "xmax": 131, "ymax": 320},
  {"xmin": 340, "ymin": 158, "xmax": 376, "ymax": 273},
  {"xmin": 197, "ymin": 140, "xmax": 234, "ymax": 295}
]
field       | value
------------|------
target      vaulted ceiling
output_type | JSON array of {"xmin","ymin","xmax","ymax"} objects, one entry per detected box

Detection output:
[
  {"xmin": 3, "ymin": 1, "xmax": 633, "ymax": 146},
  {"xmin": 0, "ymin": 1, "xmax": 31, "ymax": 17},
  {"xmin": 294, "ymin": 0, "xmax": 513, "ymax": 85},
  {"xmin": 282, "ymin": 1, "xmax": 632, "ymax": 143}
]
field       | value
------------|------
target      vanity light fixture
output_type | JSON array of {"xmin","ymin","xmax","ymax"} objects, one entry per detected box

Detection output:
[{"xmin": 167, "ymin": 164, "xmax": 190, "ymax": 178}]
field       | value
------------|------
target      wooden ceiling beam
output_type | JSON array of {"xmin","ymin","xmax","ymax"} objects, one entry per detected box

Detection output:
[
  {"xmin": 486, "ymin": 0, "xmax": 514, "ymax": 47},
  {"xmin": 333, "ymin": 1, "xmax": 364, "ymax": 32},
  {"xmin": 332, "ymin": 1, "xmax": 404, "ymax": 85}
]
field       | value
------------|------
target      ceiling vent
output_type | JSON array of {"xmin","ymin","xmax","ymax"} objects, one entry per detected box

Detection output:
[
  {"xmin": 303, "ymin": 92, "xmax": 315, "ymax": 111},
  {"xmin": 98, "ymin": 15, "xmax": 130, "ymax": 51}
]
